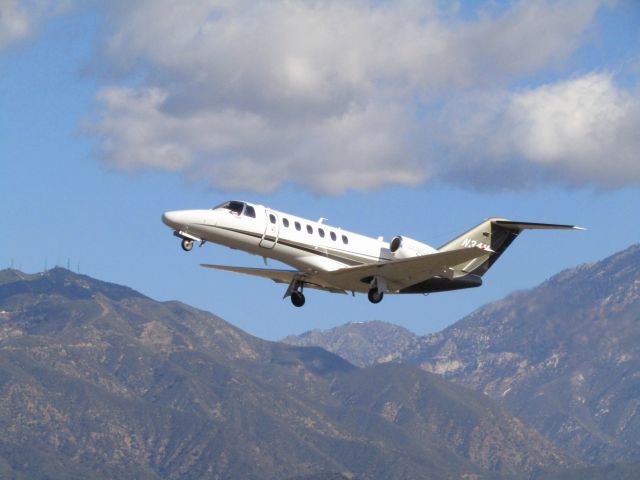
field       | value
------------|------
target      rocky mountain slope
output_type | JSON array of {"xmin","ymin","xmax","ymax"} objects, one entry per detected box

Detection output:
[
  {"xmin": 0, "ymin": 268, "xmax": 572, "ymax": 479},
  {"xmin": 285, "ymin": 245, "xmax": 640, "ymax": 466},
  {"xmin": 282, "ymin": 321, "xmax": 417, "ymax": 367}
]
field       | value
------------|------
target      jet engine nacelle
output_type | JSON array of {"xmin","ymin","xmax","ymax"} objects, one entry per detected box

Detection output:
[{"xmin": 389, "ymin": 235, "xmax": 437, "ymax": 259}]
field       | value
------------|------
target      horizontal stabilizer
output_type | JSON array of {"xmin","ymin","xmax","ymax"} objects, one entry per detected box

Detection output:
[{"xmin": 493, "ymin": 220, "xmax": 585, "ymax": 231}]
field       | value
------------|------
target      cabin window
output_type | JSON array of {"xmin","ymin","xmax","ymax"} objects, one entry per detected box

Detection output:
[
  {"xmin": 318, "ymin": 228, "xmax": 325, "ymax": 238},
  {"xmin": 244, "ymin": 205, "xmax": 256, "ymax": 218},
  {"xmin": 342, "ymin": 235, "xmax": 348, "ymax": 244},
  {"xmin": 295, "ymin": 221, "xmax": 301, "ymax": 231},
  {"xmin": 306, "ymin": 225, "xmax": 313, "ymax": 234},
  {"xmin": 283, "ymin": 218, "xmax": 290, "ymax": 228},
  {"xmin": 269, "ymin": 214, "xmax": 276, "ymax": 224},
  {"xmin": 330, "ymin": 232, "xmax": 337, "ymax": 241}
]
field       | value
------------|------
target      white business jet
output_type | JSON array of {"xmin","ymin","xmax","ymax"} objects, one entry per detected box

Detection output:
[{"xmin": 162, "ymin": 200, "xmax": 581, "ymax": 307}]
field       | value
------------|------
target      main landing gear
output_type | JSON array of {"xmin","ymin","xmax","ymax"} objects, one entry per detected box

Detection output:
[
  {"xmin": 286, "ymin": 277, "xmax": 306, "ymax": 307},
  {"xmin": 291, "ymin": 290, "xmax": 306, "ymax": 307},
  {"xmin": 368, "ymin": 288, "xmax": 384, "ymax": 304},
  {"xmin": 367, "ymin": 276, "xmax": 386, "ymax": 304},
  {"xmin": 181, "ymin": 239, "xmax": 194, "ymax": 251}
]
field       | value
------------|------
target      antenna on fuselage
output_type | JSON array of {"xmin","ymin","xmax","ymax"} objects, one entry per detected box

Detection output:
[{"xmin": 318, "ymin": 217, "xmax": 327, "ymax": 224}]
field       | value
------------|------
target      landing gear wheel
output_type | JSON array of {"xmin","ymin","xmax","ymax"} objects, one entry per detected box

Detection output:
[
  {"xmin": 368, "ymin": 289, "xmax": 384, "ymax": 304},
  {"xmin": 181, "ymin": 239, "xmax": 194, "ymax": 252},
  {"xmin": 291, "ymin": 291, "xmax": 306, "ymax": 307}
]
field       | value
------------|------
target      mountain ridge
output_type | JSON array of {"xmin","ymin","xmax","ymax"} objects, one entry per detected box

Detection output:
[
  {"xmin": 0, "ymin": 267, "xmax": 574, "ymax": 479},
  {"xmin": 282, "ymin": 320, "xmax": 417, "ymax": 367},
  {"xmin": 283, "ymin": 244, "xmax": 640, "ymax": 466}
]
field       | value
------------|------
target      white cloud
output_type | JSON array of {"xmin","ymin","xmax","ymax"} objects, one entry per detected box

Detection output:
[
  {"xmin": 0, "ymin": 0, "xmax": 71, "ymax": 49},
  {"xmin": 0, "ymin": 0, "xmax": 31, "ymax": 48},
  {"xmin": 94, "ymin": 85, "xmax": 424, "ymax": 194},
  {"xmin": 436, "ymin": 73, "xmax": 640, "ymax": 189},
  {"xmin": 94, "ymin": 87, "xmax": 192, "ymax": 171},
  {"xmin": 509, "ymin": 74, "xmax": 640, "ymax": 180},
  {"xmin": 87, "ymin": 0, "xmax": 640, "ymax": 194}
]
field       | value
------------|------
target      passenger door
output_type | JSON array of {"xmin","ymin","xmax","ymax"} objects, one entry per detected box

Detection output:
[{"xmin": 260, "ymin": 209, "xmax": 279, "ymax": 249}]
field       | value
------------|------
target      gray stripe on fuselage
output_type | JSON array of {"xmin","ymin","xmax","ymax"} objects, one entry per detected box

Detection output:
[{"xmin": 193, "ymin": 223, "xmax": 371, "ymax": 267}]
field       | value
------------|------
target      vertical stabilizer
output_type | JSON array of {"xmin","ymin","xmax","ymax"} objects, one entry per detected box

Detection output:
[{"xmin": 438, "ymin": 218, "xmax": 519, "ymax": 277}]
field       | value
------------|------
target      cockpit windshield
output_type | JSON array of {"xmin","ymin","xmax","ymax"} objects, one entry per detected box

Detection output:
[{"xmin": 213, "ymin": 200, "xmax": 245, "ymax": 216}]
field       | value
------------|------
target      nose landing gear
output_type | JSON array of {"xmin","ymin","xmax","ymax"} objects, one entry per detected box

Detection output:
[{"xmin": 174, "ymin": 231, "xmax": 202, "ymax": 252}]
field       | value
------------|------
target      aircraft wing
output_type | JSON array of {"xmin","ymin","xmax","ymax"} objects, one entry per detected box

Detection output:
[
  {"xmin": 201, "ymin": 247, "xmax": 488, "ymax": 296},
  {"xmin": 328, "ymin": 246, "xmax": 491, "ymax": 291},
  {"xmin": 200, "ymin": 264, "xmax": 348, "ymax": 294}
]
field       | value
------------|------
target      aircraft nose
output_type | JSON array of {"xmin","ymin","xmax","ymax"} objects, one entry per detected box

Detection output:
[{"xmin": 162, "ymin": 210, "xmax": 182, "ymax": 229}]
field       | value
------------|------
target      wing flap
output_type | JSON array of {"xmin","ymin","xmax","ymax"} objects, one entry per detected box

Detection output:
[
  {"xmin": 201, "ymin": 264, "xmax": 296, "ymax": 284},
  {"xmin": 200, "ymin": 264, "xmax": 347, "ymax": 294}
]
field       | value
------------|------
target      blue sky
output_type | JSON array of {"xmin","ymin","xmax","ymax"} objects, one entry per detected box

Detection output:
[{"xmin": 1, "ymin": 1, "xmax": 639, "ymax": 340}]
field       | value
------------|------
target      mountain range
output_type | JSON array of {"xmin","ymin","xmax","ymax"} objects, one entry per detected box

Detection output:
[
  {"xmin": 283, "ymin": 244, "xmax": 640, "ymax": 467},
  {"xmin": 0, "ymin": 267, "xmax": 574, "ymax": 479},
  {"xmin": 283, "ymin": 321, "xmax": 417, "ymax": 368}
]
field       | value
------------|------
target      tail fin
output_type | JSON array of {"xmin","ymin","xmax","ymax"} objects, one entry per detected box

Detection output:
[{"xmin": 438, "ymin": 218, "xmax": 582, "ymax": 277}]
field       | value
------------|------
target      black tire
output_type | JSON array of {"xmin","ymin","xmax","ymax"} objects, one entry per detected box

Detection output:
[
  {"xmin": 368, "ymin": 289, "xmax": 383, "ymax": 304},
  {"xmin": 181, "ymin": 239, "xmax": 193, "ymax": 251},
  {"xmin": 291, "ymin": 291, "xmax": 306, "ymax": 307}
]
